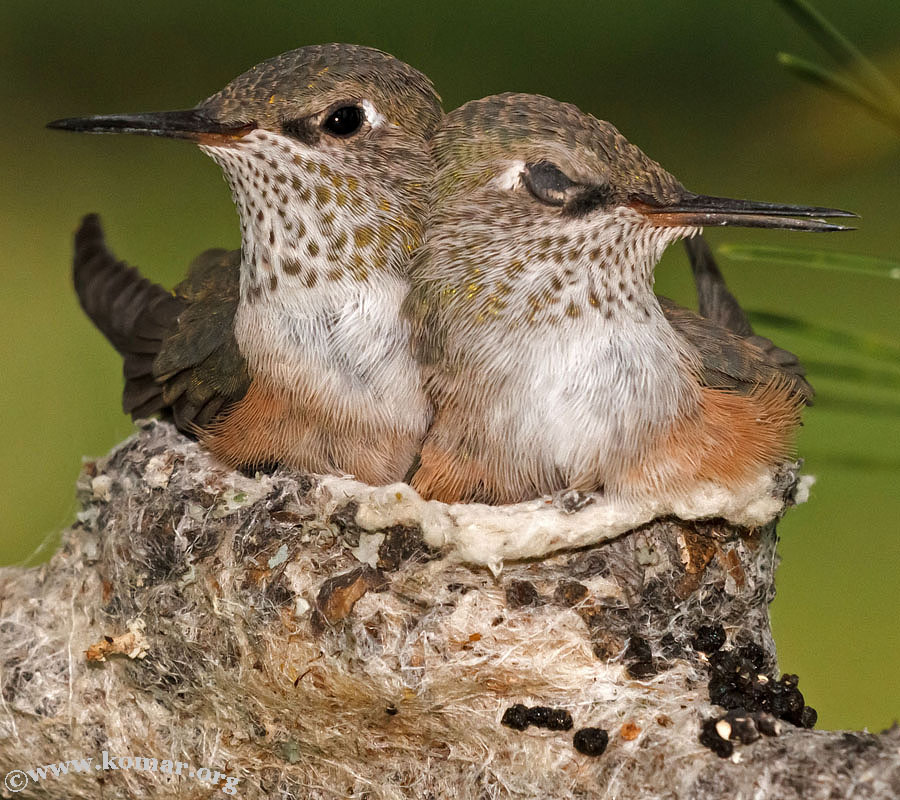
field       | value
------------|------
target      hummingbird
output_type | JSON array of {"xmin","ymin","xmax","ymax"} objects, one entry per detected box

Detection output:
[
  {"xmin": 406, "ymin": 93, "xmax": 852, "ymax": 505},
  {"xmin": 49, "ymin": 44, "xmax": 443, "ymax": 484}
]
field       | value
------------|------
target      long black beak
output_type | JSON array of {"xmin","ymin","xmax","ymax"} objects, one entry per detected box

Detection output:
[
  {"xmin": 633, "ymin": 192, "xmax": 857, "ymax": 232},
  {"xmin": 46, "ymin": 109, "xmax": 254, "ymax": 143}
]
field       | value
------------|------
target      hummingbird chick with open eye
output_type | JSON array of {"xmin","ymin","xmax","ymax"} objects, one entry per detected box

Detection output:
[
  {"xmin": 50, "ymin": 44, "xmax": 442, "ymax": 484},
  {"xmin": 406, "ymin": 93, "xmax": 853, "ymax": 505}
]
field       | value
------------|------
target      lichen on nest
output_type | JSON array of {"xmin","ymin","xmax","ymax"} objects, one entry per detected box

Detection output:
[{"xmin": 1, "ymin": 420, "xmax": 897, "ymax": 800}]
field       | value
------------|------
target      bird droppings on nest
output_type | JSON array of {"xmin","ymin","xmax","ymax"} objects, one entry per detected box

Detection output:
[
  {"xmin": 700, "ymin": 711, "xmax": 780, "ymax": 759},
  {"xmin": 573, "ymin": 727, "xmax": 610, "ymax": 757},
  {"xmin": 504, "ymin": 579, "xmax": 544, "ymax": 608},
  {"xmin": 707, "ymin": 646, "xmax": 817, "ymax": 729},
  {"xmin": 692, "ymin": 623, "xmax": 728, "ymax": 655},
  {"xmin": 501, "ymin": 704, "xmax": 574, "ymax": 732},
  {"xmin": 1, "ymin": 421, "xmax": 899, "ymax": 799},
  {"xmin": 697, "ymin": 626, "xmax": 817, "ymax": 759}
]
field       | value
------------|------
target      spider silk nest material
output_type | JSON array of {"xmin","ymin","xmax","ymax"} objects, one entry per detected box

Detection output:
[{"xmin": 2, "ymin": 420, "xmax": 898, "ymax": 800}]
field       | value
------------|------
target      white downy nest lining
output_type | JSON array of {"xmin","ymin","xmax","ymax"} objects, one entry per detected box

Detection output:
[
  {"xmin": 0, "ymin": 421, "xmax": 829, "ymax": 800},
  {"xmin": 326, "ymin": 462, "xmax": 812, "ymax": 574}
]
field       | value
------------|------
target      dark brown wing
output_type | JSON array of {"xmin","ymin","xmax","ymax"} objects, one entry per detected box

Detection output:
[
  {"xmin": 73, "ymin": 214, "xmax": 251, "ymax": 432},
  {"xmin": 152, "ymin": 246, "xmax": 251, "ymax": 430},
  {"xmin": 659, "ymin": 297, "xmax": 814, "ymax": 404}
]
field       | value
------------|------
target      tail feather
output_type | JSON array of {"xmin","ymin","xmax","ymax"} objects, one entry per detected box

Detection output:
[
  {"xmin": 122, "ymin": 353, "xmax": 156, "ymax": 380},
  {"xmin": 684, "ymin": 234, "xmax": 754, "ymax": 337},
  {"xmin": 134, "ymin": 294, "xmax": 181, "ymax": 340},
  {"xmin": 73, "ymin": 214, "xmax": 185, "ymax": 417},
  {"xmin": 122, "ymin": 375, "xmax": 167, "ymax": 416}
]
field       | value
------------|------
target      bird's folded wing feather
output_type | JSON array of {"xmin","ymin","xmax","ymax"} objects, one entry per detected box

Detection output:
[
  {"xmin": 153, "ymin": 246, "xmax": 251, "ymax": 430},
  {"xmin": 659, "ymin": 296, "xmax": 814, "ymax": 404},
  {"xmin": 73, "ymin": 214, "xmax": 251, "ymax": 432},
  {"xmin": 680, "ymin": 233, "xmax": 813, "ymax": 403}
]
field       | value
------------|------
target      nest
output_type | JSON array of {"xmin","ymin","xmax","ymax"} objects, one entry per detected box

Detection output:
[{"xmin": 1, "ymin": 421, "xmax": 897, "ymax": 799}]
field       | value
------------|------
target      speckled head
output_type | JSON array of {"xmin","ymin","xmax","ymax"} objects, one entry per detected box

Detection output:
[
  {"xmin": 48, "ymin": 44, "xmax": 444, "ymax": 297},
  {"xmin": 430, "ymin": 92, "xmax": 685, "ymax": 209},
  {"xmin": 410, "ymin": 93, "xmax": 854, "ymax": 329}
]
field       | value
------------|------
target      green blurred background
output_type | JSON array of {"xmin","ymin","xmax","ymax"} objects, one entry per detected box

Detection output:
[{"xmin": 1, "ymin": 0, "xmax": 897, "ymax": 731}]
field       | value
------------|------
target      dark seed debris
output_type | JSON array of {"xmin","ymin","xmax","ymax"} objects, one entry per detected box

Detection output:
[
  {"xmin": 501, "ymin": 703, "xmax": 573, "ymax": 732},
  {"xmin": 573, "ymin": 727, "xmax": 609, "ymax": 757}
]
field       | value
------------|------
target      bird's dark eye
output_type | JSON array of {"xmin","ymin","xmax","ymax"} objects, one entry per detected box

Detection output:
[
  {"xmin": 322, "ymin": 104, "xmax": 365, "ymax": 137},
  {"xmin": 522, "ymin": 161, "xmax": 577, "ymax": 206}
]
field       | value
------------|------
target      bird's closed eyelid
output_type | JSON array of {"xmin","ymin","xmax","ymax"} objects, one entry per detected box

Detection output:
[
  {"xmin": 521, "ymin": 160, "xmax": 614, "ymax": 215},
  {"xmin": 522, "ymin": 160, "xmax": 578, "ymax": 206}
]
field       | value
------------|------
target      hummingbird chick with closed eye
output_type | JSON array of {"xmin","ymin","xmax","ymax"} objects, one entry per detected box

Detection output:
[
  {"xmin": 50, "ymin": 44, "xmax": 442, "ymax": 484},
  {"xmin": 406, "ymin": 93, "xmax": 853, "ymax": 505}
]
